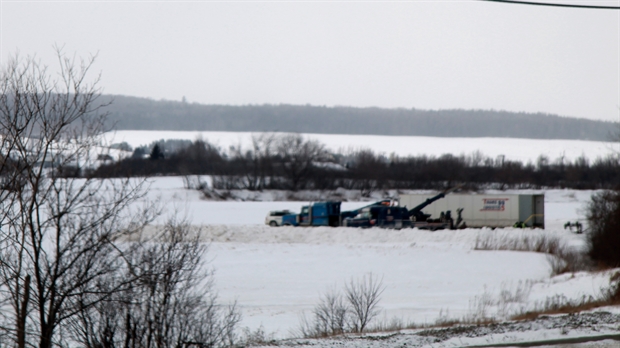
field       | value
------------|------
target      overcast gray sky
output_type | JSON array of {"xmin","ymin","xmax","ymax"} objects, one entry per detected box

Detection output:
[{"xmin": 1, "ymin": 0, "xmax": 619, "ymax": 121}]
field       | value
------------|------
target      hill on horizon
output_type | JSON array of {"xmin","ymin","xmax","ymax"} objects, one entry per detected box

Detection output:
[{"xmin": 102, "ymin": 95, "xmax": 617, "ymax": 141}]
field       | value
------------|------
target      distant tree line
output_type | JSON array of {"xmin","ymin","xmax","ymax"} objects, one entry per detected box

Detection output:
[
  {"xmin": 92, "ymin": 134, "xmax": 620, "ymax": 191},
  {"xmin": 102, "ymin": 95, "xmax": 615, "ymax": 141}
]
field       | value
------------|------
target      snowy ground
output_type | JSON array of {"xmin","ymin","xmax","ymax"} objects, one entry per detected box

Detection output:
[
  {"xmin": 105, "ymin": 130, "xmax": 616, "ymax": 163},
  {"xmin": 136, "ymin": 176, "xmax": 620, "ymax": 345},
  {"xmin": 258, "ymin": 310, "xmax": 620, "ymax": 347}
]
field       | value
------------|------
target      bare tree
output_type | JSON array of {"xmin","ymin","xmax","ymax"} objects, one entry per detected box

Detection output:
[
  {"xmin": 299, "ymin": 288, "xmax": 349, "ymax": 338},
  {"xmin": 0, "ymin": 52, "xmax": 156, "ymax": 348},
  {"xmin": 299, "ymin": 274, "xmax": 385, "ymax": 338},
  {"xmin": 586, "ymin": 190, "xmax": 620, "ymax": 268},
  {"xmin": 348, "ymin": 149, "xmax": 384, "ymax": 194},
  {"xmin": 226, "ymin": 133, "xmax": 276, "ymax": 191},
  {"xmin": 68, "ymin": 217, "xmax": 241, "ymax": 348},
  {"xmin": 275, "ymin": 134, "xmax": 327, "ymax": 191},
  {"xmin": 344, "ymin": 273, "xmax": 384, "ymax": 333},
  {"xmin": 252, "ymin": 133, "xmax": 277, "ymax": 189},
  {"xmin": 317, "ymin": 290, "xmax": 348, "ymax": 336}
]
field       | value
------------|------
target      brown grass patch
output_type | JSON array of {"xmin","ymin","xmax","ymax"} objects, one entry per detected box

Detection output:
[
  {"xmin": 512, "ymin": 298, "xmax": 619, "ymax": 321},
  {"xmin": 474, "ymin": 232, "xmax": 592, "ymax": 275}
]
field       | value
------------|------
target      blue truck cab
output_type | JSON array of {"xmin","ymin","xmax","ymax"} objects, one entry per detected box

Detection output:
[{"xmin": 281, "ymin": 202, "xmax": 342, "ymax": 227}]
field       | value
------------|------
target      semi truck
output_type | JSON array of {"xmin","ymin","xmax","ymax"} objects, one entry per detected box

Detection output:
[
  {"xmin": 280, "ymin": 202, "xmax": 342, "ymax": 227},
  {"xmin": 276, "ymin": 187, "xmax": 462, "ymax": 229},
  {"xmin": 279, "ymin": 200, "xmax": 394, "ymax": 227}
]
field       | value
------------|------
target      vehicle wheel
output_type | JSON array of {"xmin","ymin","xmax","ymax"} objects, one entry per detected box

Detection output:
[
  {"xmin": 283, "ymin": 223, "xmax": 292, "ymax": 226},
  {"xmin": 269, "ymin": 221, "xmax": 278, "ymax": 227}
]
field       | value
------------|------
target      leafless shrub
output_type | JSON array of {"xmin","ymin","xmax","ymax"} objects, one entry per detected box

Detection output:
[
  {"xmin": 510, "ymin": 272, "xmax": 620, "ymax": 321},
  {"xmin": 182, "ymin": 174, "xmax": 207, "ymax": 190},
  {"xmin": 474, "ymin": 233, "xmax": 562, "ymax": 254},
  {"xmin": 68, "ymin": 217, "xmax": 241, "ymax": 348},
  {"xmin": 295, "ymin": 313, "xmax": 316, "ymax": 338},
  {"xmin": 433, "ymin": 309, "xmax": 461, "ymax": 327},
  {"xmin": 297, "ymin": 289, "xmax": 349, "ymax": 338},
  {"xmin": 298, "ymin": 273, "xmax": 385, "ymax": 338},
  {"xmin": 455, "ymin": 272, "xmax": 620, "ymax": 325},
  {"xmin": 546, "ymin": 249, "xmax": 592, "ymax": 276},
  {"xmin": 474, "ymin": 233, "xmax": 592, "ymax": 275},
  {"xmin": 513, "ymin": 294, "xmax": 594, "ymax": 320},
  {"xmin": 600, "ymin": 271, "xmax": 620, "ymax": 303},
  {"xmin": 276, "ymin": 134, "xmax": 329, "ymax": 191},
  {"xmin": 397, "ymin": 273, "xmax": 619, "ymax": 330},
  {"xmin": 229, "ymin": 134, "xmax": 277, "ymax": 191},
  {"xmin": 345, "ymin": 273, "xmax": 385, "ymax": 333},
  {"xmin": 497, "ymin": 280, "xmax": 532, "ymax": 304},
  {"xmin": 314, "ymin": 289, "xmax": 349, "ymax": 336},
  {"xmin": 586, "ymin": 190, "xmax": 620, "ymax": 268},
  {"xmin": 495, "ymin": 281, "xmax": 532, "ymax": 318},
  {"xmin": 464, "ymin": 287, "xmax": 495, "ymax": 324},
  {"xmin": 212, "ymin": 175, "xmax": 244, "ymax": 191},
  {"xmin": 452, "ymin": 281, "xmax": 535, "ymax": 325},
  {"xmin": 239, "ymin": 325, "xmax": 276, "ymax": 346},
  {"xmin": 547, "ymin": 255, "xmax": 569, "ymax": 275}
]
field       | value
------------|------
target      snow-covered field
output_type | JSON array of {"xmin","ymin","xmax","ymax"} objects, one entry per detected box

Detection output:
[
  {"xmin": 140, "ymin": 177, "xmax": 619, "ymax": 343},
  {"xmin": 105, "ymin": 130, "xmax": 616, "ymax": 163}
]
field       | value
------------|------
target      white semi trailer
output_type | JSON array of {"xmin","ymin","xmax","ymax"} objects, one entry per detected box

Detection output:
[{"xmin": 399, "ymin": 193, "xmax": 544, "ymax": 228}]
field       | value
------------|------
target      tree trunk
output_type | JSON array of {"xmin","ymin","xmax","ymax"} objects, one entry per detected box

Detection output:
[{"xmin": 17, "ymin": 274, "xmax": 31, "ymax": 348}]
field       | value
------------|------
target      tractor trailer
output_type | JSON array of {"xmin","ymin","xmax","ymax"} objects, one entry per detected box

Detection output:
[{"xmin": 399, "ymin": 193, "xmax": 544, "ymax": 228}]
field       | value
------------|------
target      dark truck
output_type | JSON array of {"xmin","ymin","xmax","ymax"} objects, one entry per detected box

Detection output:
[
  {"xmin": 343, "ymin": 186, "xmax": 463, "ymax": 230},
  {"xmin": 279, "ymin": 200, "xmax": 391, "ymax": 227},
  {"xmin": 343, "ymin": 205, "xmax": 410, "ymax": 229}
]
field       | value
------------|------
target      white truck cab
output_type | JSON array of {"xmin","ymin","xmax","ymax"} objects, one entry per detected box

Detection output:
[{"xmin": 265, "ymin": 210, "xmax": 292, "ymax": 227}]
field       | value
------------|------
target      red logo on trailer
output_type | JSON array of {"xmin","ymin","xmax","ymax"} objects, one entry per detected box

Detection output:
[{"xmin": 480, "ymin": 198, "xmax": 509, "ymax": 211}]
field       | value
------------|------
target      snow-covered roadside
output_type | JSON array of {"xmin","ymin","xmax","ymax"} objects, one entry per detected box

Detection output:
[{"xmin": 250, "ymin": 311, "xmax": 620, "ymax": 347}]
